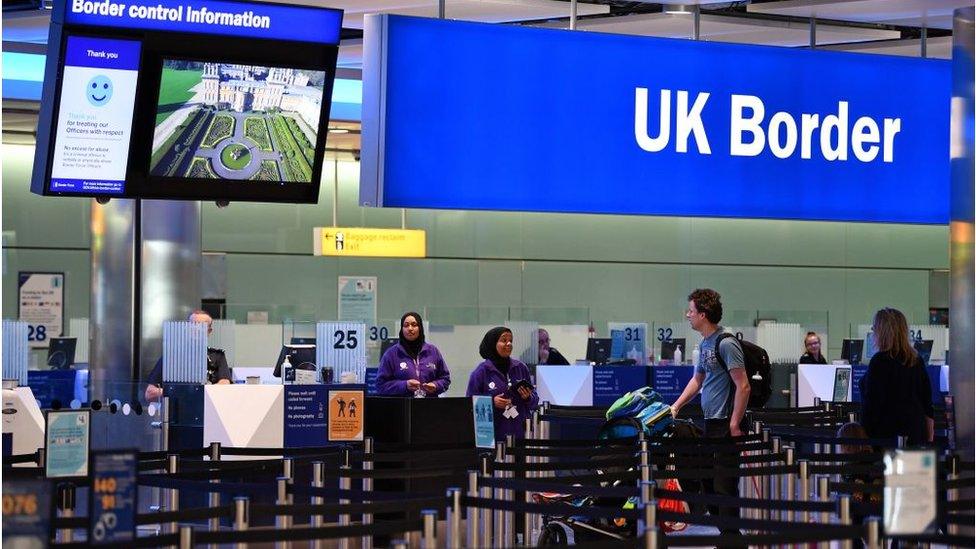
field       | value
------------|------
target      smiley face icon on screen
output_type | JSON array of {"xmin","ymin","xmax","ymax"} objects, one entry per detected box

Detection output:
[{"xmin": 86, "ymin": 75, "xmax": 113, "ymax": 107}]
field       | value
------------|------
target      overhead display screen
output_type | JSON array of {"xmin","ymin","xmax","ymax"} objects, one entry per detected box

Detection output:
[
  {"xmin": 31, "ymin": 0, "xmax": 343, "ymax": 203},
  {"xmin": 150, "ymin": 60, "xmax": 326, "ymax": 183},
  {"xmin": 50, "ymin": 36, "xmax": 141, "ymax": 195}
]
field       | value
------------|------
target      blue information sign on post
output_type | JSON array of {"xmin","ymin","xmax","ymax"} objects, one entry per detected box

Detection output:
[{"xmin": 90, "ymin": 450, "xmax": 137, "ymax": 545}]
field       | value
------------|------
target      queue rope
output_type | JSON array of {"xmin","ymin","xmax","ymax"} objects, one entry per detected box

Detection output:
[
  {"xmin": 662, "ymin": 526, "xmax": 867, "ymax": 547},
  {"xmin": 249, "ymin": 495, "xmax": 448, "ymax": 517},
  {"xmin": 476, "ymin": 475, "xmax": 638, "ymax": 498},
  {"xmin": 51, "ymin": 533, "xmax": 181, "ymax": 549},
  {"xmin": 134, "ymin": 504, "xmax": 235, "ymax": 525},
  {"xmin": 192, "ymin": 518, "xmax": 424, "ymax": 544},
  {"xmin": 650, "ymin": 463, "xmax": 797, "ymax": 480}
]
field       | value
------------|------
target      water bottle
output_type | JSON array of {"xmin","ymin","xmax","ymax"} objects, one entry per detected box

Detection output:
[
  {"xmin": 692, "ymin": 345, "xmax": 701, "ymax": 366},
  {"xmin": 673, "ymin": 345, "xmax": 683, "ymax": 365},
  {"xmin": 281, "ymin": 355, "xmax": 293, "ymax": 384}
]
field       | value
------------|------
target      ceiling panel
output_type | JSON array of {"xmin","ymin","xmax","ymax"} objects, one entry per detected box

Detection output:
[
  {"xmin": 748, "ymin": 0, "xmax": 974, "ymax": 30},
  {"xmin": 534, "ymin": 12, "xmax": 899, "ymax": 47},
  {"xmin": 282, "ymin": 0, "xmax": 609, "ymax": 29},
  {"xmin": 823, "ymin": 35, "xmax": 953, "ymax": 59}
]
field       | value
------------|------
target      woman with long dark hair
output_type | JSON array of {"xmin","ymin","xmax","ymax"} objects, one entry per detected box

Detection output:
[
  {"xmin": 466, "ymin": 326, "xmax": 539, "ymax": 441},
  {"xmin": 859, "ymin": 308, "xmax": 934, "ymax": 445},
  {"xmin": 376, "ymin": 312, "xmax": 451, "ymax": 397}
]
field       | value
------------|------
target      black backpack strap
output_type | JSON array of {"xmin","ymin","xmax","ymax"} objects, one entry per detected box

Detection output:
[
  {"xmin": 713, "ymin": 332, "xmax": 734, "ymax": 374},
  {"xmin": 713, "ymin": 332, "xmax": 739, "ymax": 417}
]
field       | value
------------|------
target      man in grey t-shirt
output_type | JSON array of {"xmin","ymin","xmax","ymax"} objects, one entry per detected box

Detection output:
[{"xmin": 670, "ymin": 288, "xmax": 750, "ymax": 537}]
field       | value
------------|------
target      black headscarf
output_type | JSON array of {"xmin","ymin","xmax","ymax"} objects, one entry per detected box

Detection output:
[
  {"xmin": 479, "ymin": 326, "xmax": 513, "ymax": 374},
  {"xmin": 398, "ymin": 311, "xmax": 425, "ymax": 358}
]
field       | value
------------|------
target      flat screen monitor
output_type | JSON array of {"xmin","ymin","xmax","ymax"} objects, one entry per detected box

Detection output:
[
  {"xmin": 46, "ymin": 338, "xmax": 77, "ymax": 370},
  {"xmin": 832, "ymin": 367, "xmax": 852, "ymax": 402},
  {"xmin": 914, "ymin": 339, "xmax": 934, "ymax": 366},
  {"xmin": 272, "ymin": 344, "xmax": 316, "ymax": 378},
  {"xmin": 660, "ymin": 338, "xmax": 687, "ymax": 362},
  {"xmin": 585, "ymin": 338, "xmax": 612, "ymax": 365},
  {"xmin": 380, "ymin": 338, "xmax": 399, "ymax": 358},
  {"xmin": 31, "ymin": 1, "xmax": 342, "ymax": 204},
  {"xmin": 864, "ymin": 332, "xmax": 878, "ymax": 362},
  {"xmin": 841, "ymin": 339, "xmax": 864, "ymax": 365}
]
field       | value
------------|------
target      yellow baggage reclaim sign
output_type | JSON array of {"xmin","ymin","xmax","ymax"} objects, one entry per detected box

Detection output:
[{"xmin": 313, "ymin": 227, "xmax": 426, "ymax": 258}]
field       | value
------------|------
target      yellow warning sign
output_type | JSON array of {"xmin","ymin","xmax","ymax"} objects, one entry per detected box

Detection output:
[
  {"xmin": 328, "ymin": 390, "xmax": 364, "ymax": 442},
  {"xmin": 313, "ymin": 227, "xmax": 426, "ymax": 258}
]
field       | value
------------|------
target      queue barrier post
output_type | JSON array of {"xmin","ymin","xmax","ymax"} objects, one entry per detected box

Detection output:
[
  {"xmin": 166, "ymin": 453, "xmax": 180, "ymax": 535},
  {"xmin": 480, "ymin": 455, "xmax": 493, "ymax": 549},
  {"xmin": 784, "ymin": 445, "xmax": 796, "ymax": 522},
  {"xmin": 275, "ymin": 476, "xmax": 291, "ymax": 549},
  {"xmin": 55, "ymin": 483, "xmax": 76, "ymax": 543},
  {"xmin": 338, "ymin": 465, "xmax": 351, "ymax": 549},
  {"xmin": 504, "ymin": 434, "xmax": 516, "ymax": 548},
  {"xmin": 467, "ymin": 470, "xmax": 480, "ymax": 549},
  {"xmin": 422, "ymin": 509, "xmax": 438, "ymax": 549},
  {"xmin": 838, "ymin": 494, "xmax": 852, "ymax": 549},
  {"xmin": 446, "ymin": 487, "xmax": 462, "ymax": 549},
  {"xmin": 817, "ymin": 475, "xmax": 830, "ymax": 524},
  {"xmin": 233, "ymin": 496, "xmax": 249, "ymax": 549},
  {"xmin": 179, "ymin": 525, "xmax": 194, "ymax": 549},
  {"xmin": 310, "ymin": 460, "xmax": 325, "ymax": 549},
  {"xmin": 798, "ymin": 459, "xmax": 810, "ymax": 523},
  {"xmin": 866, "ymin": 517, "xmax": 880, "ymax": 549},
  {"xmin": 362, "ymin": 437, "xmax": 374, "ymax": 549},
  {"xmin": 283, "ymin": 457, "xmax": 294, "ymax": 483},
  {"xmin": 644, "ymin": 525, "xmax": 658, "ymax": 549},
  {"xmin": 207, "ymin": 442, "xmax": 222, "ymax": 546},
  {"xmin": 493, "ymin": 441, "xmax": 505, "ymax": 548},
  {"xmin": 897, "ymin": 436, "xmax": 908, "ymax": 449},
  {"xmin": 946, "ymin": 452, "xmax": 960, "ymax": 536}
]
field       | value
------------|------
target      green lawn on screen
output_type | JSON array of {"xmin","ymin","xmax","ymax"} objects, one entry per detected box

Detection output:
[{"xmin": 156, "ymin": 68, "xmax": 203, "ymax": 126}]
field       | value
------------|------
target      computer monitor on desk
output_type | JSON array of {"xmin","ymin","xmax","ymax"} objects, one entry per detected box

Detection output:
[
  {"xmin": 46, "ymin": 338, "xmax": 76, "ymax": 370},
  {"xmin": 273, "ymin": 344, "xmax": 316, "ymax": 378},
  {"xmin": 914, "ymin": 340, "xmax": 934, "ymax": 366},
  {"xmin": 660, "ymin": 339, "xmax": 686, "ymax": 362},
  {"xmin": 841, "ymin": 339, "xmax": 864, "ymax": 365},
  {"xmin": 586, "ymin": 338, "xmax": 612, "ymax": 365}
]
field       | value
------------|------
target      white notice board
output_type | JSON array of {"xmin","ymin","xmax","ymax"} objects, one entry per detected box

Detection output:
[{"xmin": 18, "ymin": 272, "xmax": 65, "ymax": 348}]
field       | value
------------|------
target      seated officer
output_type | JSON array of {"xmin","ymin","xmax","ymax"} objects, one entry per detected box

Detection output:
[
  {"xmin": 144, "ymin": 310, "xmax": 231, "ymax": 401},
  {"xmin": 537, "ymin": 328, "xmax": 570, "ymax": 365}
]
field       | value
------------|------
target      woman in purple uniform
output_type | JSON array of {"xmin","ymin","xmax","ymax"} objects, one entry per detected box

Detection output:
[
  {"xmin": 466, "ymin": 327, "xmax": 539, "ymax": 441},
  {"xmin": 376, "ymin": 312, "xmax": 451, "ymax": 397}
]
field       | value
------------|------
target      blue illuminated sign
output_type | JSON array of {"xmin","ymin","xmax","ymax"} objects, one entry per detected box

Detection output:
[
  {"xmin": 361, "ymin": 15, "xmax": 951, "ymax": 224},
  {"xmin": 60, "ymin": 0, "xmax": 342, "ymax": 44}
]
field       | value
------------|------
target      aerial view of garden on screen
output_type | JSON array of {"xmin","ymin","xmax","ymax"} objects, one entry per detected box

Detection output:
[{"xmin": 150, "ymin": 61, "xmax": 325, "ymax": 182}]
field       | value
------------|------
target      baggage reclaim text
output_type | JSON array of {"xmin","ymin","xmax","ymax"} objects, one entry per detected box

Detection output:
[
  {"xmin": 71, "ymin": 0, "xmax": 272, "ymax": 29},
  {"xmin": 634, "ymin": 88, "xmax": 902, "ymax": 163}
]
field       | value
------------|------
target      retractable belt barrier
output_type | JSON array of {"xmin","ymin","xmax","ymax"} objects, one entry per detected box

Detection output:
[{"xmin": 16, "ymin": 399, "xmax": 976, "ymax": 549}]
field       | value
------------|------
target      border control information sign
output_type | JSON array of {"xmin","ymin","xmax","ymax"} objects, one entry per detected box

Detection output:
[
  {"xmin": 45, "ymin": 409, "xmax": 90, "ymax": 479},
  {"xmin": 18, "ymin": 272, "xmax": 65, "ymax": 349},
  {"xmin": 90, "ymin": 451, "xmax": 137, "ymax": 545}
]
